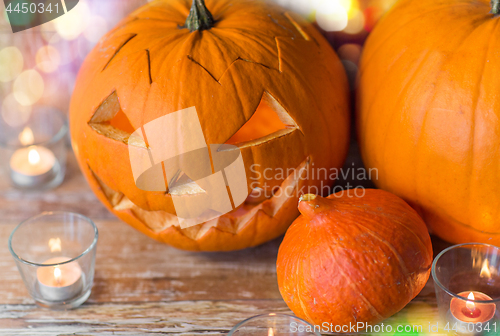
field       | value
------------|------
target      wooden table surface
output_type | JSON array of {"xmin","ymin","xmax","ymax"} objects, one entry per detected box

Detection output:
[{"xmin": 0, "ymin": 141, "xmax": 453, "ymax": 335}]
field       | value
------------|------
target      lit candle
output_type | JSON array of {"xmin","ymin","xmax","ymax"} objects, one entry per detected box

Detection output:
[
  {"xmin": 9, "ymin": 127, "xmax": 57, "ymax": 187},
  {"xmin": 449, "ymin": 291, "xmax": 496, "ymax": 335},
  {"xmin": 37, "ymin": 256, "xmax": 83, "ymax": 302}
]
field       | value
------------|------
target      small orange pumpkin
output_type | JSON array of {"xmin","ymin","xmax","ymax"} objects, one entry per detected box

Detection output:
[
  {"xmin": 70, "ymin": 0, "xmax": 350, "ymax": 251},
  {"xmin": 357, "ymin": 0, "xmax": 500, "ymax": 244},
  {"xmin": 277, "ymin": 190, "xmax": 432, "ymax": 327}
]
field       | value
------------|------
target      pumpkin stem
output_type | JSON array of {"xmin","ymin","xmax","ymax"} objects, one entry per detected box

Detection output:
[
  {"xmin": 492, "ymin": 0, "xmax": 500, "ymax": 14},
  {"xmin": 184, "ymin": 0, "xmax": 214, "ymax": 32},
  {"xmin": 298, "ymin": 194, "xmax": 329, "ymax": 218},
  {"xmin": 299, "ymin": 194, "xmax": 317, "ymax": 202}
]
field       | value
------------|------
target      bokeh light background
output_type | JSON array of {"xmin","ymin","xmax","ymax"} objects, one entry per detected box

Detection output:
[
  {"xmin": 0, "ymin": 0, "xmax": 398, "ymax": 128},
  {"xmin": 0, "ymin": 0, "xmax": 147, "ymax": 128}
]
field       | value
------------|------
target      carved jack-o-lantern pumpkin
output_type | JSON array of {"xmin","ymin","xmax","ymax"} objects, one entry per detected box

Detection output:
[{"xmin": 70, "ymin": 0, "xmax": 350, "ymax": 251}]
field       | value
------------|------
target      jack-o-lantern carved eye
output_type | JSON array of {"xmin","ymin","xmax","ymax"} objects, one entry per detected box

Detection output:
[
  {"xmin": 225, "ymin": 92, "xmax": 298, "ymax": 147},
  {"xmin": 88, "ymin": 91, "xmax": 142, "ymax": 146},
  {"xmin": 90, "ymin": 91, "xmax": 298, "ymax": 149}
]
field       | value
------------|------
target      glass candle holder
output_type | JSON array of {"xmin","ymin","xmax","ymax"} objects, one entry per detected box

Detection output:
[
  {"xmin": 432, "ymin": 243, "xmax": 500, "ymax": 335},
  {"xmin": 0, "ymin": 106, "xmax": 68, "ymax": 190},
  {"xmin": 8, "ymin": 212, "xmax": 98, "ymax": 310},
  {"xmin": 228, "ymin": 313, "xmax": 320, "ymax": 336}
]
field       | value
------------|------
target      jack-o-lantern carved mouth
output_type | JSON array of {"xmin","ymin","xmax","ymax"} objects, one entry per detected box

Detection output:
[{"xmin": 88, "ymin": 156, "xmax": 309, "ymax": 237}]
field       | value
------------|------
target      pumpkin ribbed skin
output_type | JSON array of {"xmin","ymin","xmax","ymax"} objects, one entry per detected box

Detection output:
[
  {"xmin": 357, "ymin": 0, "xmax": 500, "ymax": 244},
  {"xmin": 277, "ymin": 190, "xmax": 432, "ymax": 327},
  {"xmin": 70, "ymin": 0, "xmax": 350, "ymax": 251}
]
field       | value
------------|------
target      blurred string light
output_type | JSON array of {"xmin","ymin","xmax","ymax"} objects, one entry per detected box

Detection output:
[
  {"xmin": 0, "ymin": 0, "xmax": 148, "ymax": 121},
  {"xmin": 77, "ymin": 37, "xmax": 93, "ymax": 60},
  {"xmin": 54, "ymin": 1, "xmax": 91, "ymax": 40},
  {"xmin": 272, "ymin": 0, "xmax": 397, "ymax": 34},
  {"xmin": 42, "ymin": 73, "xmax": 62, "ymax": 99},
  {"xmin": 13, "ymin": 69, "xmax": 44, "ymax": 106},
  {"xmin": 58, "ymin": 71, "xmax": 76, "ymax": 95},
  {"xmin": 56, "ymin": 40, "xmax": 78, "ymax": 66},
  {"xmin": 41, "ymin": 22, "xmax": 61, "ymax": 44},
  {"xmin": 274, "ymin": 0, "xmax": 361, "ymax": 33},
  {"xmin": 316, "ymin": 0, "xmax": 349, "ymax": 32},
  {"xmin": 36, "ymin": 46, "xmax": 61, "ymax": 73},
  {"xmin": 338, "ymin": 43, "xmax": 362, "ymax": 64},
  {"xmin": 1, "ymin": 93, "xmax": 32, "ymax": 127},
  {"xmin": 273, "ymin": 0, "xmax": 319, "ymax": 16},
  {"xmin": 344, "ymin": 8, "xmax": 365, "ymax": 34},
  {"xmin": 0, "ymin": 47, "xmax": 23, "ymax": 82},
  {"xmin": 83, "ymin": 15, "xmax": 108, "ymax": 44}
]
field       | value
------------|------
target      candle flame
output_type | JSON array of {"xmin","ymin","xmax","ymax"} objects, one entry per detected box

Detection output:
[
  {"xmin": 268, "ymin": 328, "xmax": 274, "ymax": 336},
  {"xmin": 54, "ymin": 266, "xmax": 62, "ymax": 285},
  {"xmin": 28, "ymin": 147, "xmax": 40, "ymax": 165},
  {"xmin": 19, "ymin": 127, "xmax": 34, "ymax": 146},
  {"xmin": 480, "ymin": 259, "xmax": 492, "ymax": 278},
  {"xmin": 466, "ymin": 292, "xmax": 476, "ymax": 311},
  {"xmin": 48, "ymin": 238, "xmax": 61, "ymax": 252}
]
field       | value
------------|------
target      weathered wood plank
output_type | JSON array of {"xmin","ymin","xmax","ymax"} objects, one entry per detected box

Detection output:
[
  {"xmin": 0, "ymin": 300, "xmax": 288, "ymax": 335},
  {"xmin": 0, "ymin": 220, "xmax": 283, "ymax": 304},
  {"xmin": 0, "ymin": 218, "xmax": 449, "ymax": 306},
  {"xmin": 0, "ymin": 153, "xmax": 114, "ymax": 221},
  {"xmin": 0, "ymin": 299, "xmax": 448, "ymax": 336}
]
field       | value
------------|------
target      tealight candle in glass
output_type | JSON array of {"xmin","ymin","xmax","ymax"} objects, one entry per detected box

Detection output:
[
  {"xmin": 432, "ymin": 243, "xmax": 500, "ymax": 335},
  {"xmin": 8, "ymin": 212, "xmax": 98, "ymax": 310},
  {"xmin": 228, "ymin": 313, "xmax": 320, "ymax": 336},
  {"xmin": 0, "ymin": 106, "xmax": 68, "ymax": 190}
]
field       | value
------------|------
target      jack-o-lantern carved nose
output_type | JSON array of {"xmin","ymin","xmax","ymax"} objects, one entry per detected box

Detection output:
[
  {"xmin": 225, "ymin": 92, "xmax": 298, "ymax": 147},
  {"xmin": 88, "ymin": 91, "xmax": 137, "ymax": 145},
  {"xmin": 126, "ymin": 107, "xmax": 249, "ymax": 228}
]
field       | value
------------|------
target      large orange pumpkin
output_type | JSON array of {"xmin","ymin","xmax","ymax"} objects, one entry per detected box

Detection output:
[
  {"xmin": 277, "ymin": 190, "xmax": 432, "ymax": 327},
  {"xmin": 357, "ymin": 0, "xmax": 500, "ymax": 245},
  {"xmin": 70, "ymin": 0, "xmax": 350, "ymax": 251}
]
